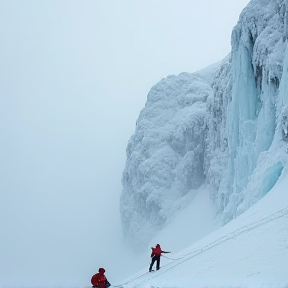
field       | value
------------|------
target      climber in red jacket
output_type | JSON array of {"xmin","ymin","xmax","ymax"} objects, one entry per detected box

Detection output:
[
  {"xmin": 149, "ymin": 244, "xmax": 171, "ymax": 272},
  {"xmin": 91, "ymin": 268, "xmax": 110, "ymax": 288}
]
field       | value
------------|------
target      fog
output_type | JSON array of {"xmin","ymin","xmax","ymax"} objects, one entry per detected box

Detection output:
[{"xmin": 0, "ymin": 0, "xmax": 250, "ymax": 287}]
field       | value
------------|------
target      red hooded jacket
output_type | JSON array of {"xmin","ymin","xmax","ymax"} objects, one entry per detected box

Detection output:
[
  {"xmin": 151, "ymin": 244, "xmax": 169, "ymax": 257},
  {"xmin": 91, "ymin": 268, "xmax": 107, "ymax": 288}
]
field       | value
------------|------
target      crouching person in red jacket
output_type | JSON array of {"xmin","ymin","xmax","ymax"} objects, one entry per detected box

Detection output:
[{"xmin": 91, "ymin": 268, "xmax": 111, "ymax": 288}]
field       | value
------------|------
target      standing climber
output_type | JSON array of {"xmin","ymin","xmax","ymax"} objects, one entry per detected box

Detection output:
[
  {"xmin": 91, "ymin": 268, "xmax": 110, "ymax": 288},
  {"xmin": 149, "ymin": 244, "xmax": 171, "ymax": 272}
]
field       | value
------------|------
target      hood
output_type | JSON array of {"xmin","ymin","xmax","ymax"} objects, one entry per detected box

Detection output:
[{"xmin": 98, "ymin": 268, "xmax": 105, "ymax": 274}]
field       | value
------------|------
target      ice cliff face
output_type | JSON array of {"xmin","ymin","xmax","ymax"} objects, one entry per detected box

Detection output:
[
  {"xmin": 216, "ymin": 0, "xmax": 288, "ymax": 222},
  {"xmin": 120, "ymin": 0, "xmax": 288, "ymax": 248}
]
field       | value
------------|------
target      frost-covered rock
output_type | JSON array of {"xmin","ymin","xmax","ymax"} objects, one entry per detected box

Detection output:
[
  {"xmin": 282, "ymin": 106, "xmax": 288, "ymax": 141},
  {"xmin": 204, "ymin": 55, "xmax": 231, "ymax": 205},
  {"xmin": 121, "ymin": 0, "xmax": 288, "ymax": 247},
  {"xmin": 120, "ymin": 71, "xmax": 216, "ymax": 247}
]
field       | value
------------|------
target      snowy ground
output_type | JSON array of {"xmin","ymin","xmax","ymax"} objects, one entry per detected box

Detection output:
[{"xmin": 112, "ymin": 173, "xmax": 288, "ymax": 288}]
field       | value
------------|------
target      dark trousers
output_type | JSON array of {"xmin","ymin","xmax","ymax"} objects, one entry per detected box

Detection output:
[{"xmin": 149, "ymin": 255, "xmax": 160, "ymax": 271}]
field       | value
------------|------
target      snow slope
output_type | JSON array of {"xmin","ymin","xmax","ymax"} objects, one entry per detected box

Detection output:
[{"xmin": 115, "ymin": 171, "xmax": 288, "ymax": 288}]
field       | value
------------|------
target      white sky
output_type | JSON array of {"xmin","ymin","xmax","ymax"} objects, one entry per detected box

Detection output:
[{"xmin": 0, "ymin": 1, "xmax": 250, "ymax": 287}]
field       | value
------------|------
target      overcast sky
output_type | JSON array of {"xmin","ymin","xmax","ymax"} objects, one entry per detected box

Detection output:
[{"xmin": 0, "ymin": 1, "xmax": 250, "ymax": 287}]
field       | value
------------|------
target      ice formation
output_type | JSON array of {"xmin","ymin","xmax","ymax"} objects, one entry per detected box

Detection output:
[{"xmin": 120, "ymin": 0, "xmax": 288, "ymax": 247}]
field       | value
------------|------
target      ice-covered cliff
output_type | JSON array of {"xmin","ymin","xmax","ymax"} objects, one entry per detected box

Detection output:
[{"xmin": 120, "ymin": 0, "xmax": 288, "ymax": 248}]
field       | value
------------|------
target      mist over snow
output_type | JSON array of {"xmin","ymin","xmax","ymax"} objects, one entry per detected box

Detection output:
[
  {"xmin": 1, "ymin": 0, "xmax": 287, "ymax": 287},
  {"xmin": 120, "ymin": 0, "xmax": 288, "ymax": 285}
]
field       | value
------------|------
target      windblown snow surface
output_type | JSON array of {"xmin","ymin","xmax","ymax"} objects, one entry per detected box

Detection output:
[
  {"xmin": 115, "ymin": 175, "xmax": 288, "ymax": 288},
  {"xmin": 119, "ymin": 0, "xmax": 288, "ymax": 286}
]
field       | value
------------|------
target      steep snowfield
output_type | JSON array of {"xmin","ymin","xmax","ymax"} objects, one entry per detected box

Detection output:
[{"xmin": 115, "ymin": 172, "xmax": 288, "ymax": 288}]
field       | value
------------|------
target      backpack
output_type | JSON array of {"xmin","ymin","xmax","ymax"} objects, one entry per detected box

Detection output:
[
  {"xmin": 153, "ymin": 246, "xmax": 162, "ymax": 256},
  {"xmin": 91, "ymin": 274, "xmax": 98, "ymax": 286},
  {"xmin": 91, "ymin": 274, "xmax": 110, "ymax": 288}
]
